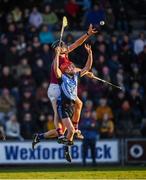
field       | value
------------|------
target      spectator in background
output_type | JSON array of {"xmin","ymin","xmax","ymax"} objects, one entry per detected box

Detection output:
[
  {"xmin": 32, "ymin": 58, "xmax": 48, "ymax": 86},
  {"xmin": 46, "ymin": 114, "xmax": 55, "ymax": 131},
  {"xmin": 0, "ymin": 88, "xmax": 16, "ymax": 125},
  {"xmin": 134, "ymin": 32, "xmax": 146, "ymax": 55},
  {"xmin": 116, "ymin": 100, "xmax": 134, "ymax": 137},
  {"xmin": 19, "ymin": 67, "xmax": 36, "ymax": 93},
  {"xmin": 108, "ymin": 53, "xmax": 120, "ymax": 78},
  {"xmin": 6, "ymin": 23, "xmax": 17, "ymax": 44},
  {"xmin": 23, "ymin": 8, "xmax": 30, "ymax": 25},
  {"xmin": 80, "ymin": 90, "xmax": 88, "ymax": 104},
  {"xmin": 80, "ymin": 110, "xmax": 98, "ymax": 166},
  {"xmin": 115, "ymin": 67, "xmax": 125, "ymax": 89},
  {"xmin": 11, "ymin": 6, "xmax": 22, "ymax": 23},
  {"xmin": 37, "ymin": 113, "xmax": 47, "ymax": 131},
  {"xmin": 83, "ymin": 4, "xmax": 105, "ymax": 28},
  {"xmin": 26, "ymin": 26, "xmax": 38, "ymax": 41},
  {"xmin": 100, "ymin": 113, "xmax": 114, "ymax": 138},
  {"xmin": 83, "ymin": 100, "xmax": 93, "ymax": 112},
  {"xmin": 82, "ymin": 0, "xmax": 91, "ymax": 11},
  {"xmin": 18, "ymin": 101, "xmax": 33, "ymax": 121},
  {"xmin": 0, "ymin": 35, "xmax": 9, "ymax": 66},
  {"xmin": 40, "ymin": 44, "xmax": 53, "ymax": 71},
  {"xmin": 29, "ymin": 7, "xmax": 43, "ymax": 29},
  {"xmin": 0, "ymin": 66, "xmax": 17, "ymax": 89},
  {"xmin": 102, "ymin": 66, "xmax": 111, "ymax": 83},
  {"xmin": 65, "ymin": 0, "xmax": 80, "ymax": 28},
  {"xmin": 6, "ymin": 13, "xmax": 13, "ymax": 25},
  {"xmin": 5, "ymin": 44, "xmax": 19, "ymax": 67},
  {"xmin": 21, "ymin": 89, "xmax": 35, "ymax": 109},
  {"xmin": 32, "ymin": 36, "xmax": 41, "ymax": 49},
  {"xmin": 129, "ymin": 87, "xmax": 143, "ymax": 126},
  {"xmin": 94, "ymin": 55, "xmax": 106, "ymax": 74},
  {"xmin": 138, "ymin": 45, "xmax": 146, "ymax": 74},
  {"xmin": 119, "ymin": 42, "xmax": 133, "ymax": 72},
  {"xmin": 21, "ymin": 113, "xmax": 36, "ymax": 139},
  {"xmin": 108, "ymin": 35, "xmax": 119, "ymax": 55},
  {"xmin": 121, "ymin": 34, "xmax": 132, "ymax": 50},
  {"xmin": 6, "ymin": 114, "xmax": 22, "ymax": 140},
  {"xmin": 141, "ymin": 118, "xmax": 146, "ymax": 137},
  {"xmin": 113, "ymin": 91, "xmax": 126, "ymax": 110},
  {"xmin": 16, "ymin": 34, "xmax": 27, "ymax": 56},
  {"xmin": 116, "ymin": 6, "xmax": 129, "ymax": 32},
  {"xmin": 129, "ymin": 64, "xmax": 142, "ymax": 84},
  {"xmin": 39, "ymin": 25, "xmax": 55, "ymax": 44},
  {"xmin": 65, "ymin": 33, "xmax": 74, "ymax": 44},
  {"xmin": 42, "ymin": 5, "xmax": 58, "ymax": 30},
  {"xmin": 36, "ymin": 80, "xmax": 48, "ymax": 98},
  {"xmin": 96, "ymin": 97, "xmax": 114, "ymax": 121},
  {"xmin": 16, "ymin": 58, "xmax": 31, "ymax": 78},
  {"xmin": 105, "ymin": 7, "xmax": 115, "ymax": 32}
]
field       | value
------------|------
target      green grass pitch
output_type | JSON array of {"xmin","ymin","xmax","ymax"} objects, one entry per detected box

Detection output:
[{"xmin": 0, "ymin": 166, "xmax": 146, "ymax": 179}]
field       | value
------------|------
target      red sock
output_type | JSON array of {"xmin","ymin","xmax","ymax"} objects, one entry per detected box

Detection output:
[
  {"xmin": 56, "ymin": 128, "xmax": 63, "ymax": 137},
  {"xmin": 73, "ymin": 122, "xmax": 78, "ymax": 131}
]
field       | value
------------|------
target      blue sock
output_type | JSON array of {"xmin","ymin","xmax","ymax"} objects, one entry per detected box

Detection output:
[{"xmin": 38, "ymin": 133, "xmax": 45, "ymax": 140}]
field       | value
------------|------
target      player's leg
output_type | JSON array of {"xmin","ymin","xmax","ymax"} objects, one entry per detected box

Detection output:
[
  {"xmin": 62, "ymin": 117, "xmax": 75, "ymax": 145},
  {"xmin": 32, "ymin": 126, "xmax": 67, "ymax": 149},
  {"xmin": 51, "ymin": 99, "xmax": 64, "ymax": 136},
  {"xmin": 32, "ymin": 129, "xmax": 57, "ymax": 149},
  {"xmin": 72, "ymin": 97, "xmax": 82, "ymax": 129},
  {"xmin": 72, "ymin": 97, "xmax": 84, "ymax": 139},
  {"xmin": 47, "ymin": 84, "xmax": 64, "ymax": 137}
]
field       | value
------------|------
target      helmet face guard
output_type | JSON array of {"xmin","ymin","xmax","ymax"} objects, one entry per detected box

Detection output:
[
  {"xmin": 51, "ymin": 40, "xmax": 65, "ymax": 49},
  {"xmin": 60, "ymin": 62, "xmax": 73, "ymax": 73}
]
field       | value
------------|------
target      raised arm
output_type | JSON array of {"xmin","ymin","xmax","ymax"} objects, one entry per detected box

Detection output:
[
  {"xmin": 80, "ymin": 44, "xmax": 93, "ymax": 77},
  {"xmin": 68, "ymin": 24, "xmax": 97, "ymax": 52},
  {"xmin": 53, "ymin": 47, "xmax": 62, "ymax": 78}
]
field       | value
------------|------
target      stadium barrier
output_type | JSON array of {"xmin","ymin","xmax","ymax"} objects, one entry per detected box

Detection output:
[
  {"xmin": 125, "ymin": 139, "xmax": 146, "ymax": 163},
  {"xmin": 0, "ymin": 140, "xmax": 119, "ymax": 164}
]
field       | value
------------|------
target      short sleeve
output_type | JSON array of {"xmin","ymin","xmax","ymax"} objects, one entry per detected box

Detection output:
[{"xmin": 75, "ymin": 71, "xmax": 81, "ymax": 78}]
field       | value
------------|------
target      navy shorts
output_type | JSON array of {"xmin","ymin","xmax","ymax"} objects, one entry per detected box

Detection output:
[{"xmin": 57, "ymin": 99, "xmax": 75, "ymax": 120}]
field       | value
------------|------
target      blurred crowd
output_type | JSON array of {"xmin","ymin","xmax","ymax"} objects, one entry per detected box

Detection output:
[{"xmin": 0, "ymin": 0, "xmax": 146, "ymax": 140}]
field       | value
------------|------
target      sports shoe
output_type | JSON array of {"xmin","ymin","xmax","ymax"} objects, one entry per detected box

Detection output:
[
  {"xmin": 64, "ymin": 146, "xmax": 72, "ymax": 163},
  {"xmin": 74, "ymin": 130, "xmax": 84, "ymax": 140},
  {"xmin": 57, "ymin": 135, "xmax": 68, "ymax": 144},
  {"xmin": 32, "ymin": 134, "xmax": 40, "ymax": 149}
]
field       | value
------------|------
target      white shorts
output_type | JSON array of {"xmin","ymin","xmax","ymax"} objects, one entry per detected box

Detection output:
[{"xmin": 47, "ymin": 83, "xmax": 61, "ymax": 102}]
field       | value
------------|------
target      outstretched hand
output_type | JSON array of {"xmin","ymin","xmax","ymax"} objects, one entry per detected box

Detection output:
[
  {"xmin": 84, "ymin": 44, "xmax": 92, "ymax": 54},
  {"xmin": 87, "ymin": 24, "xmax": 97, "ymax": 36}
]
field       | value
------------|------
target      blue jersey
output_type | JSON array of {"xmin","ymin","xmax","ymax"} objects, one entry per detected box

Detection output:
[{"xmin": 59, "ymin": 73, "xmax": 79, "ymax": 101}]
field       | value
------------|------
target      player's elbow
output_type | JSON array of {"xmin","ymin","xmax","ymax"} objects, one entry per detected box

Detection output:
[{"xmin": 85, "ymin": 65, "xmax": 91, "ymax": 72}]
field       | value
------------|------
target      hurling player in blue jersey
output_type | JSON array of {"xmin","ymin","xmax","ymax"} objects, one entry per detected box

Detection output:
[
  {"xmin": 54, "ymin": 44, "xmax": 93, "ymax": 145},
  {"xmin": 32, "ymin": 44, "xmax": 93, "ymax": 148}
]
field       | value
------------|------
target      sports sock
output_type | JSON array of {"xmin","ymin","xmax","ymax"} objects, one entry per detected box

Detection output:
[
  {"xmin": 56, "ymin": 128, "xmax": 63, "ymax": 137},
  {"xmin": 38, "ymin": 133, "xmax": 45, "ymax": 140},
  {"xmin": 72, "ymin": 122, "xmax": 78, "ymax": 131}
]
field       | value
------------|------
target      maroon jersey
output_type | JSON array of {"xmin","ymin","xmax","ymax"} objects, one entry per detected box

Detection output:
[{"xmin": 50, "ymin": 55, "xmax": 71, "ymax": 84}]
